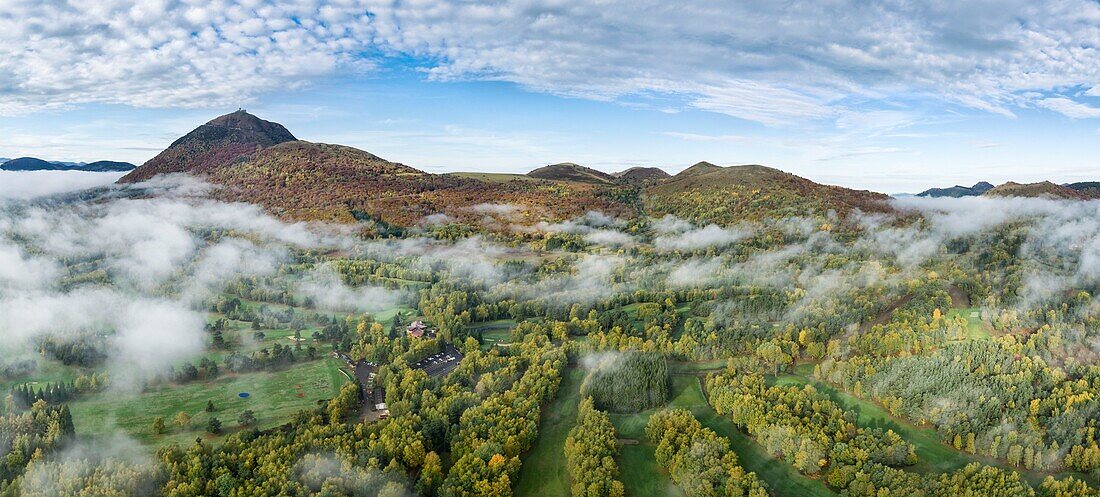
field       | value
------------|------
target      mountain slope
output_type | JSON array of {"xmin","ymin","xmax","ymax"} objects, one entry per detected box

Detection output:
[
  {"xmin": 917, "ymin": 181, "xmax": 994, "ymax": 198},
  {"xmin": 674, "ymin": 161, "xmax": 722, "ymax": 179},
  {"xmin": 120, "ymin": 112, "xmax": 637, "ymax": 226},
  {"xmin": 119, "ymin": 110, "xmax": 296, "ymax": 183},
  {"xmin": 983, "ymin": 181, "xmax": 1085, "ymax": 200},
  {"xmin": 527, "ymin": 163, "xmax": 614, "ymax": 184},
  {"xmin": 1065, "ymin": 182, "xmax": 1100, "ymax": 199},
  {"xmin": 646, "ymin": 164, "xmax": 891, "ymax": 223}
]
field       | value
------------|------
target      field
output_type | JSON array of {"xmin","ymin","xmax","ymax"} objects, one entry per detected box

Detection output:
[
  {"xmin": 0, "ymin": 356, "xmax": 86, "ymax": 393},
  {"xmin": 514, "ymin": 367, "xmax": 585, "ymax": 497},
  {"xmin": 945, "ymin": 307, "xmax": 991, "ymax": 340},
  {"xmin": 68, "ymin": 357, "xmax": 349, "ymax": 447}
]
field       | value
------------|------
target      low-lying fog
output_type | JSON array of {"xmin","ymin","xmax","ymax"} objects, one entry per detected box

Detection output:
[{"xmin": 0, "ymin": 171, "xmax": 127, "ymax": 200}]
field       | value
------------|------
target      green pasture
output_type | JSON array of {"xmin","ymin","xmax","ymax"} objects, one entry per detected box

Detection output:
[{"xmin": 69, "ymin": 357, "xmax": 349, "ymax": 447}]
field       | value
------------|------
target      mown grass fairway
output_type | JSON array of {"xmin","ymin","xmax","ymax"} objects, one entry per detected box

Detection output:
[
  {"xmin": 607, "ymin": 374, "xmax": 836, "ymax": 497},
  {"xmin": 69, "ymin": 357, "xmax": 349, "ymax": 447},
  {"xmin": 514, "ymin": 366, "xmax": 585, "ymax": 497},
  {"xmin": 0, "ymin": 357, "xmax": 86, "ymax": 393},
  {"xmin": 469, "ymin": 319, "xmax": 517, "ymax": 350}
]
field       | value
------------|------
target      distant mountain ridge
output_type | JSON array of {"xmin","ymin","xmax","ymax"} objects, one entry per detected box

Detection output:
[
  {"xmin": 1, "ymin": 157, "xmax": 135, "ymax": 172},
  {"xmin": 132, "ymin": 111, "xmax": 1100, "ymax": 227},
  {"xmin": 917, "ymin": 181, "xmax": 994, "ymax": 198}
]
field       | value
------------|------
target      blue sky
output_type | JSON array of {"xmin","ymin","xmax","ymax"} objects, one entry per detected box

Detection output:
[{"xmin": 3, "ymin": 1, "xmax": 1100, "ymax": 192}]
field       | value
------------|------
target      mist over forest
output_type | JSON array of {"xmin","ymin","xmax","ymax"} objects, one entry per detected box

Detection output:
[{"xmin": 1, "ymin": 167, "xmax": 1099, "ymax": 496}]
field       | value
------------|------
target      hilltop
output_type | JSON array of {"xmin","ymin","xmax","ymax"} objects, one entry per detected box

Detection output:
[
  {"xmin": 917, "ymin": 181, "xmax": 994, "ymax": 198},
  {"xmin": 527, "ymin": 163, "xmax": 615, "ymax": 184},
  {"xmin": 119, "ymin": 110, "xmax": 296, "ymax": 183},
  {"xmin": 982, "ymin": 181, "xmax": 1086, "ymax": 200},
  {"xmin": 613, "ymin": 167, "xmax": 670, "ymax": 182},
  {"xmin": 645, "ymin": 163, "xmax": 892, "ymax": 224},
  {"xmin": 676, "ymin": 161, "xmax": 723, "ymax": 178}
]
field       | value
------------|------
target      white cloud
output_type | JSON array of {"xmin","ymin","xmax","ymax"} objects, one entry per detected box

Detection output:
[
  {"xmin": 0, "ymin": 1, "xmax": 375, "ymax": 114},
  {"xmin": 6, "ymin": 0, "xmax": 1100, "ymax": 127},
  {"xmin": 1037, "ymin": 97, "xmax": 1100, "ymax": 119},
  {"xmin": 362, "ymin": 0, "xmax": 1100, "ymax": 124}
]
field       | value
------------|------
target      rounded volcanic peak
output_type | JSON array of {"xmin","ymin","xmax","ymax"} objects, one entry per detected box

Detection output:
[
  {"xmin": 656, "ymin": 163, "xmax": 800, "ymax": 193},
  {"xmin": 613, "ymin": 166, "xmax": 671, "ymax": 182},
  {"xmin": 119, "ymin": 110, "xmax": 298, "ymax": 183},
  {"xmin": 983, "ymin": 181, "xmax": 1086, "ymax": 200},
  {"xmin": 201, "ymin": 110, "xmax": 296, "ymax": 143},
  {"xmin": 527, "ymin": 162, "xmax": 615, "ymax": 184}
]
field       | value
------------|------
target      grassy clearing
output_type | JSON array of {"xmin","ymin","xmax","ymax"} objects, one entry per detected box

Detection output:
[
  {"xmin": 469, "ymin": 319, "xmax": 518, "ymax": 350},
  {"xmin": 670, "ymin": 359, "xmax": 728, "ymax": 374},
  {"xmin": 608, "ymin": 376, "xmax": 700, "ymax": 497},
  {"xmin": 69, "ymin": 357, "xmax": 349, "ymax": 447},
  {"xmin": 515, "ymin": 367, "xmax": 585, "ymax": 497},
  {"xmin": 945, "ymin": 307, "xmax": 991, "ymax": 340}
]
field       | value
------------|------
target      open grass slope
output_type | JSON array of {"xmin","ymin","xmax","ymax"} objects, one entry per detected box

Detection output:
[
  {"xmin": 68, "ymin": 357, "xmax": 349, "ymax": 447},
  {"xmin": 945, "ymin": 307, "xmax": 991, "ymax": 341}
]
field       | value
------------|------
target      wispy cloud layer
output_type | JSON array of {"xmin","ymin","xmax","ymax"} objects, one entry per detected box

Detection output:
[{"xmin": 5, "ymin": 1, "xmax": 1100, "ymax": 126}]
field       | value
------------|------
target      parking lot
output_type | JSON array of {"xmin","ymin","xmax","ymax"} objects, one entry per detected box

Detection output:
[{"xmin": 412, "ymin": 344, "xmax": 464, "ymax": 377}]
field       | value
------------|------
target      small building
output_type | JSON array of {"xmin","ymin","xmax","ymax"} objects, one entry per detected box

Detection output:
[{"xmin": 407, "ymin": 320, "xmax": 428, "ymax": 338}]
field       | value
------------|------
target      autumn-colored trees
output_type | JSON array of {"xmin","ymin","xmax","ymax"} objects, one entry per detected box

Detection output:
[
  {"xmin": 564, "ymin": 398, "xmax": 624, "ymax": 497},
  {"xmin": 646, "ymin": 408, "xmax": 768, "ymax": 497}
]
